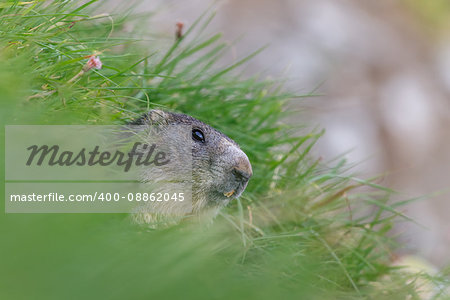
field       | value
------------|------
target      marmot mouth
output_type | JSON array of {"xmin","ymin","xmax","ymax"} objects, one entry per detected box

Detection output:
[
  {"xmin": 221, "ymin": 180, "xmax": 249, "ymax": 199},
  {"xmin": 223, "ymin": 190, "xmax": 235, "ymax": 198}
]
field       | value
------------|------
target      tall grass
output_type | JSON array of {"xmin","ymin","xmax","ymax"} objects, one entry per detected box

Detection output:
[{"xmin": 0, "ymin": 1, "xmax": 448, "ymax": 299}]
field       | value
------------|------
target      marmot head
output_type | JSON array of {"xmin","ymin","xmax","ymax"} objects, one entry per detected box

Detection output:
[{"xmin": 131, "ymin": 109, "xmax": 252, "ymax": 213}]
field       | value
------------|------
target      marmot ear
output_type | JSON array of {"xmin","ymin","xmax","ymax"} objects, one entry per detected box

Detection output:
[{"xmin": 147, "ymin": 109, "xmax": 171, "ymax": 125}]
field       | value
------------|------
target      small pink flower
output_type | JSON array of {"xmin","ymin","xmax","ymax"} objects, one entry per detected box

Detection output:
[
  {"xmin": 175, "ymin": 21, "xmax": 184, "ymax": 39},
  {"xmin": 84, "ymin": 55, "xmax": 102, "ymax": 71},
  {"xmin": 68, "ymin": 55, "xmax": 103, "ymax": 83}
]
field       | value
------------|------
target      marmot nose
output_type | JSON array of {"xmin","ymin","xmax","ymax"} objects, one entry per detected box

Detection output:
[{"xmin": 232, "ymin": 156, "xmax": 252, "ymax": 183}]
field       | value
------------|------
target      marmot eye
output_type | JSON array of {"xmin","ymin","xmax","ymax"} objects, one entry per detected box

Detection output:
[{"xmin": 192, "ymin": 129, "xmax": 205, "ymax": 143}]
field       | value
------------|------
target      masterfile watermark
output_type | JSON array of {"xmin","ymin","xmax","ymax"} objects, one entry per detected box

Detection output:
[
  {"xmin": 5, "ymin": 125, "xmax": 193, "ymax": 213},
  {"xmin": 9, "ymin": 192, "xmax": 185, "ymax": 202},
  {"xmin": 26, "ymin": 142, "xmax": 170, "ymax": 172}
]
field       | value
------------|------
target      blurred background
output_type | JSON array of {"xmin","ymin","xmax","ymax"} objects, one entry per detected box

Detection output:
[{"xmin": 111, "ymin": 0, "xmax": 450, "ymax": 266}]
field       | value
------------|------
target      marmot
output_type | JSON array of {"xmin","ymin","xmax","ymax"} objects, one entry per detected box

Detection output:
[{"xmin": 128, "ymin": 110, "xmax": 252, "ymax": 225}]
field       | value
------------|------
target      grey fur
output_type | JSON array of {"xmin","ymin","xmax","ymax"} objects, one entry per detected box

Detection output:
[{"xmin": 130, "ymin": 110, "xmax": 252, "ymax": 225}]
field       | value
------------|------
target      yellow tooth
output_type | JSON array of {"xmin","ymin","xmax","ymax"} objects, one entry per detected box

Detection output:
[{"xmin": 224, "ymin": 190, "xmax": 235, "ymax": 197}]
